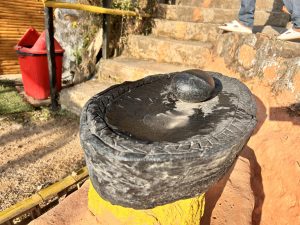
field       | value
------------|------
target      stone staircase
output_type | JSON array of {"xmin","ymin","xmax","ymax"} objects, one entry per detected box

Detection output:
[
  {"xmin": 174, "ymin": 0, "xmax": 283, "ymax": 10},
  {"xmin": 61, "ymin": 0, "xmax": 300, "ymax": 114},
  {"xmin": 156, "ymin": 3, "xmax": 289, "ymax": 26},
  {"xmin": 98, "ymin": 0, "xmax": 299, "ymax": 83}
]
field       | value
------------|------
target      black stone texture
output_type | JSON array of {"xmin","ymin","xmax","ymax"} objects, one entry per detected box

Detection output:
[
  {"xmin": 171, "ymin": 69, "xmax": 215, "ymax": 102},
  {"xmin": 80, "ymin": 70, "xmax": 257, "ymax": 209}
]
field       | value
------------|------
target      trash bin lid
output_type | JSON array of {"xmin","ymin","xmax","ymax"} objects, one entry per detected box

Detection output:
[
  {"xmin": 16, "ymin": 28, "xmax": 64, "ymax": 55},
  {"xmin": 16, "ymin": 27, "xmax": 40, "ymax": 48}
]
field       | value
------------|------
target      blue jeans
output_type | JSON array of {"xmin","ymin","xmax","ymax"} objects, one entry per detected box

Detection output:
[{"xmin": 239, "ymin": 0, "xmax": 300, "ymax": 28}]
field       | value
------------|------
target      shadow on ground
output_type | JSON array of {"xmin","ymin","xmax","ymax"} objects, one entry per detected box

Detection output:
[
  {"xmin": 0, "ymin": 110, "xmax": 84, "ymax": 211},
  {"xmin": 201, "ymin": 95, "xmax": 266, "ymax": 225},
  {"xmin": 269, "ymin": 106, "xmax": 300, "ymax": 125}
]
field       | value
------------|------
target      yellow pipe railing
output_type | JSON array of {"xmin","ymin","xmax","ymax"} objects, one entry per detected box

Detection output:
[
  {"xmin": 0, "ymin": 167, "xmax": 89, "ymax": 224},
  {"xmin": 43, "ymin": 0, "xmax": 150, "ymax": 17}
]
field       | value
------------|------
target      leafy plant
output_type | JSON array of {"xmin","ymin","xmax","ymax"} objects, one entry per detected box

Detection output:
[
  {"xmin": 73, "ymin": 48, "xmax": 83, "ymax": 65},
  {"xmin": 112, "ymin": 0, "xmax": 138, "ymax": 11}
]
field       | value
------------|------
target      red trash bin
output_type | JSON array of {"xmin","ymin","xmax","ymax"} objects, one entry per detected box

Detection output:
[{"xmin": 15, "ymin": 27, "xmax": 64, "ymax": 100}]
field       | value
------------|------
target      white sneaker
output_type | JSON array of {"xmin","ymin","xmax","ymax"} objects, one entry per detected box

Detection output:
[
  {"xmin": 277, "ymin": 28, "xmax": 300, "ymax": 40},
  {"xmin": 219, "ymin": 20, "xmax": 253, "ymax": 34}
]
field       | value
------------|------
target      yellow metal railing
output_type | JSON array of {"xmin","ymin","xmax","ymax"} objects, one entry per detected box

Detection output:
[
  {"xmin": 0, "ymin": 167, "xmax": 89, "ymax": 224},
  {"xmin": 43, "ymin": 0, "xmax": 150, "ymax": 17},
  {"xmin": 42, "ymin": 0, "xmax": 151, "ymax": 109}
]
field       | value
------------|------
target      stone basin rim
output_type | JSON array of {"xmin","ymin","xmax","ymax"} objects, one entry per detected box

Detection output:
[
  {"xmin": 79, "ymin": 71, "xmax": 257, "ymax": 209},
  {"xmin": 80, "ymin": 71, "xmax": 257, "ymax": 162}
]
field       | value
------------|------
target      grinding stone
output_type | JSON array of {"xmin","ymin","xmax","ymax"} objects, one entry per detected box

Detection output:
[
  {"xmin": 171, "ymin": 70, "xmax": 215, "ymax": 102},
  {"xmin": 80, "ymin": 70, "xmax": 257, "ymax": 209}
]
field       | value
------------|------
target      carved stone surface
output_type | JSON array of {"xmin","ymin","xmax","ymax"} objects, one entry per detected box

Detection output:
[
  {"xmin": 171, "ymin": 70, "xmax": 215, "ymax": 102},
  {"xmin": 80, "ymin": 70, "xmax": 257, "ymax": 209}
]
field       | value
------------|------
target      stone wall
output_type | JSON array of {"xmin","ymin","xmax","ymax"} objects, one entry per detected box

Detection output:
[
  {"xmin": 54, "ymin": 0, "xmax": 153, "ymax": 85},
  {"xmin": 54, "ymin": 0, "xmax": 102, "ymax": 84},
  {"xmin": 215, "ymin": 32, "xmax": 300, "ymax": 99}
]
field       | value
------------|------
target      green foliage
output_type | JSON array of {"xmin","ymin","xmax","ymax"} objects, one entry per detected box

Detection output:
[
  {"xmin": 30, "ymin": 107, "xmax": 52, "ymax": 121},
  {"xmin": 82, "ymin": 25, "xmax": 98, "ymax": 49},
  {"xmin": 2, "ymin": 107, "xmax": 79, "ymax": 126},
  {"xmin": 0, "ymin": 82, "xmax": 78, "ymax": 124},
  {"xmin": 73, "ymin": 48, "xmax": 83, "ymax": 65},
  {"xmin": 30, "ymin": 107, "xmax": 78, "ymax": 122},
  {"xmin": 83, "ymin": 36, "xmax": 90, "ymax": 49},
  {"xmin": 112, "ymin": 0, "xmax": 138, "ymax": 11},
  {"xmin": 0, "ymin": 85, "xmax": 33, "ymax": 115}
]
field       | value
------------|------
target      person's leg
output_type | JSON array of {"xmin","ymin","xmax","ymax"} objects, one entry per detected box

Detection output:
[
  {"xmin": 238, "ymin": 0, "xmax": 256, "ymax": 28},
  {"xmin": 219, "ymin": 0, "xmax": 255, "ymax": 33},
  {"xmin": 283, "ymin": 0, "xmax": 300, "ymax": 29},
  {"xmin": 282, "ymin": 0, "xmax": 293, "ymax": 14},
  {"xmin": 278, "ymin": 0, "xmax": 300, "ymax": 40},
  {"xmin": 291, "ymin": 0, "xmax": 300, "ymax": 29}
]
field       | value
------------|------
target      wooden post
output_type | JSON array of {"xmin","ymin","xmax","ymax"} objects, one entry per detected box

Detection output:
[
  {"xmin": 44, "ymin": 7, "xmax": 59, "ymax": 111},
  {"xmin": 102, "ymin": 0, "xmax": 111, "ymax": 59}
]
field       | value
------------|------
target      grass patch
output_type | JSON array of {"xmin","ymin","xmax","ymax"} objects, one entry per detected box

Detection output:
[
  {"xmin": 0, "ymin": 85, "xmax": 33, "ymax": 115},
  {"xmin": 2, "ymin": 107, "xmax": 79, "ymax": 126},
  {"xmin": 0, "ymin": 81, "xmax": 78, "ymax": 123},
  {"xmin": 30, "ymin": 107, "xmax": 79, "ymax": 122}
]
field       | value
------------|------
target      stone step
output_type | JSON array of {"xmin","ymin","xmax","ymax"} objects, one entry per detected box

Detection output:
[
  {"xmin": 122, "ymin": 32, "xmax": 300, "ymax": 87},
  {"xmin": 125, "ymin": 35, "xmax": 213, "ymax": 68},
  {"xmin": 98, "ymin": 57, "xmax": 191, "ymax": 83},
  {"xmin": 99, "ymin": 45, "xmax": 299, "ymax": 98},
  {"xmin": 157, "ymin": 4, "xmax": 290, "ymax": 27},
  {"xmin": 152, "ymin": 19, "xmax": 220, "ymax": 42},
  {"xmin": 172, "ymin": 0, "xmax": 283, "ymax": 11},
  {"xmin": 152, "ymin": 19, "xmax": 287, "ymax": 42},
  {"xmin": 125, "ymin": 33, "xmax": 300, "ymax": 70},
  {"xmin": 60, "ymin": 79, "xmax": 113, "ymax": 115}
]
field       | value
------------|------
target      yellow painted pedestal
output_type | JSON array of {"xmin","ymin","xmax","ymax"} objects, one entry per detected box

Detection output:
[{"xmin": 88, "ymin": 182, "xmax": 205, "ymax": 225}]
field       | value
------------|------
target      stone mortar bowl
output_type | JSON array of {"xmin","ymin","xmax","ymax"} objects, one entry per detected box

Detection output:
[{"xmin": 80, "ymin": 70, "xmax": 257, "ymax": 209}]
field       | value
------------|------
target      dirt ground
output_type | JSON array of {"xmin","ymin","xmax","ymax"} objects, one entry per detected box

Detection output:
[
  {"xmin": 0, "ymin": 109, "xmax": 85, "ymax": 211},
  {"xmin": 204, "ymin": 59, "xmax": 300, "ymax": 225}
]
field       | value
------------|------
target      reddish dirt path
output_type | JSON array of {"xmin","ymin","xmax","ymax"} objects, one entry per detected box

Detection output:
[
  {"xmin": 205, "ymin": 59, "xmax": 300, "ymax": 225},
  {"xmin": 247, "ymin": 85, "xmax": 300, "ymax": 225}
]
